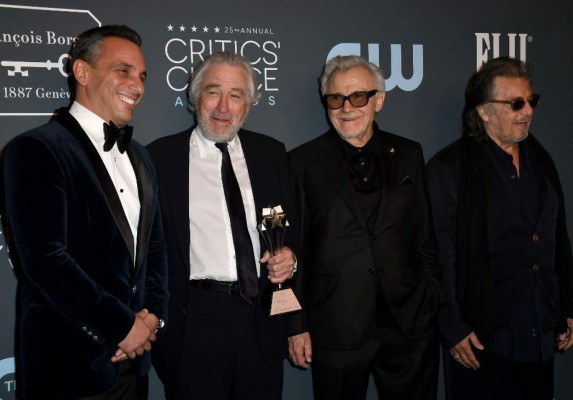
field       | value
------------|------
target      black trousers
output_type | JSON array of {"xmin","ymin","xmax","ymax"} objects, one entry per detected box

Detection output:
[
  {"xmin": 443, "ymin": 347, "xmax": 553, "ymax": 400},
  {"xmin": 311, "ymin": 318, "xmax": 439, "ymax": 400},
  {"xmin": 78, "ymin": 361, "xmax": 148, "ymax": 400},
  {"xmin": 165, "ymin": 284, "xmax": 283, "ymax": 400}
]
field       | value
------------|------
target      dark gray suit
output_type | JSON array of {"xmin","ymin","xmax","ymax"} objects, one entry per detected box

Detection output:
[
  {"xmin": 147, "ymin": 126, "xmax": 300, "ymax": 399},
  {"xmin": 287, "ymin": 124, "xmax": 441, "ymax": 399}
]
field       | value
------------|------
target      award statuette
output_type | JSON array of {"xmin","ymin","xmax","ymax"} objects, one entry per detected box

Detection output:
[{"xmin": 258, "ymin": 205, "xmax": 302, "ymax": 316}]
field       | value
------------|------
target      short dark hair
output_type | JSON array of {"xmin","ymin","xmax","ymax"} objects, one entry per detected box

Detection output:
[
  {"xmin": 68, "ymin": 25, "xmax": 142, "ymax": 95},
  {"xmin": 462, "ymin": 57, "xmax": 531, "ymax": 140}
]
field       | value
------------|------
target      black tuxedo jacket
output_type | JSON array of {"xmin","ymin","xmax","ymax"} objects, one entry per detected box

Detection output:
[
  {"xmin": 147, "ymin": 126, "xmax": 300, "ymax": 385},
  {"xmin": 2, "ymin": 110, "xmax": 168, "ymax": 399},
  {"xmin": 287, "ymin": 124, "xmax": 441, "ymax": 350}
]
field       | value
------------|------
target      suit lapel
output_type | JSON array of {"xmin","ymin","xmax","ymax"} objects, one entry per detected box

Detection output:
[
  {"xmin": 57, "ymin": 111, "xmax": 136, "ymax": 264},
  {"xmin": 127, "ymin": 147, "xmax": 153, "ymax": 272},
  {"xmin": 240, "ymin": 130, "xmax": 265, "ymax": 218},
  {"xmin": 317, "ymin": 131, "xmax": 368, "ymax": 230},
  {"xmin": 168, "ymin": 129, "xmax": 193, "ymax": 274}
]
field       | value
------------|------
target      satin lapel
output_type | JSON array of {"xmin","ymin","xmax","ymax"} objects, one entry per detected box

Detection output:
[
  {"xmin": 127, "ymin": 147, "xmax": 152, "ymax": 273},
  {"xmin": 317, "ymin": 132, "xmax": 367, "ymax": 230},
  {"xmin": 57, "ymin": 111, "xmax": 135, "ymax": 264},
  {"xmin": 169, "ymin": 129, "xmax": 192, "ymax": 274}
]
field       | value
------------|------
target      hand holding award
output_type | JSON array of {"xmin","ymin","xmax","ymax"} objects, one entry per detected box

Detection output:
[{"xmin": 258, "ymin": 205, "xmax": 302, "ymax": 316}]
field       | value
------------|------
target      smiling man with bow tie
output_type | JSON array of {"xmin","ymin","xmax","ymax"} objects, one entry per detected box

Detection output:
[{"xmin": 2, "ymin": 25, "xmax": 168, "ymax": 400}]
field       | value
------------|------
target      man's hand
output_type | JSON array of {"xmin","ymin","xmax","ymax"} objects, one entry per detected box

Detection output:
[
  {"xmin": 288, "ymin": 332, "xmax": 312, "ymax": 369},
  {"xmin": 113, "ymin": 308, "xmax": 154, "ymax": 362},
  {"xmin": 557, "ymin": 318, "xmax": 573, "ymax": 352},
  {"xmin": 449, "ymin": 331, "xmax": 484, "ymax": 369},
  {"xmin": 261, "ymin": 246, "xmax": 296, "ymax": 284},
  {"xmin": 137, "ymin": 309, "xmax": 159, "ymax": 343}
]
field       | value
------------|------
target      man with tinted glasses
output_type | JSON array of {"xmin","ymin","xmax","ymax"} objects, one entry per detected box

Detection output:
[
  {"xmin": 287, "ymin": 55, "xmax": 441, "ymax": 400},
  {"xmin": 426, "ymin": 57, "xmax": 573, "ymax": 400}
]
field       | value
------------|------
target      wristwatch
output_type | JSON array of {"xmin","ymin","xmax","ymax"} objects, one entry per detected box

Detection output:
[{"xmin": 155, "ymin": 318, "xmax": 165, "ymax": 334}]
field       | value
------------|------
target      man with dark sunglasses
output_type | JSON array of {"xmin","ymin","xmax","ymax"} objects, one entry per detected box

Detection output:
[
  {"xmin": 287, "ymin": 55, "xmax": 441, "ymax": 400},
  {"xmin": 426, "ymin": 57, "xmax": 573, "ymax": 400}
]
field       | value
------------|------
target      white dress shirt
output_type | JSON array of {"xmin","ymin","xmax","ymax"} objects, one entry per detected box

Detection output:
[
  {"xmin": 188, "ymin": 126, "xmax": 260, "ymax": 281},
  {"xmin": 69, "ymin": 102, "xmax": 140, "ymax": 258}
]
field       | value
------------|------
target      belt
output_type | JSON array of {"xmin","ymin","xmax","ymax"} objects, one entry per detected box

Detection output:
[{"xmin": 189, "ymin": 279, "xmax": 240, "ymax": 295}]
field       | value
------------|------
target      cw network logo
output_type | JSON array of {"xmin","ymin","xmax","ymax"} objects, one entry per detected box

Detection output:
[
  {"xmin": 476, "ymin": 33, "xmax": 532, "ymax": 71},
  {"xmin": 0, "ymin": 357, "xmax": 16, "ymax": 400},
  {"xmin": 327, "ymin": 43, "xmax": 423, "ymax": 92}
]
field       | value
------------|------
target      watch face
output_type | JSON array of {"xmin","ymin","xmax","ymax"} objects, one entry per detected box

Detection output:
[{"xmin": 155, "ymin": 319, "xmax": 165, "ymax": 334}]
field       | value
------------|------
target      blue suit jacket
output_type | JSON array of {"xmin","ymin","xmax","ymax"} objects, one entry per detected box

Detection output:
[{"xmin": 2, "ymin": 110, "xmax": 168, "ymax": 399}]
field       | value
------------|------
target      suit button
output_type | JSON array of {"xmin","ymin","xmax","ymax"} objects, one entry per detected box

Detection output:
[
  {"xmin": 132, "ymin": 285, "xmax": 137, "ymax": 294},
  {"xmin": 532, "ymin": 233, "xmax": 539, "ymax": 242},
  {"xmin": 533, "ymin": 264, "xmax": 539, "ymax": 272},
  {"xmin": 368, "ymin": 268, "xmax": 376, "ymax": 275},
  {"xmin": 182, "ymin": 308, "xmax": 187, "ymax": 315}
]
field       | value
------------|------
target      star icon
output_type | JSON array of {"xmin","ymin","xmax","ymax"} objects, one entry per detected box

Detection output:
[
  {"xmin": 191, "ymin": 26, "xmax": 197, "ymax": 32},
  {"xmin": 203, "ymin": 26, "xmax": 209, "ymax": 33},
  {"xmin": 214, "ymin": 26, "xmax": 220, "ymax": 33},
  {"xmin": 179, "ymin": 25, "xmax": 186, "ymax": 32},
  {"xmin": 167, "ymin": 25, "xmax": 173, "ymax": 31}
]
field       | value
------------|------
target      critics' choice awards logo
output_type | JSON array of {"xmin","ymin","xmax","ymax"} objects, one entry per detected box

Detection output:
[
  {"xmin": 0, "ymin": 357, "xmax": 15, "ymax": 400},
  {"xmin": 327, "ymin": 42, "xmax": 424, "ymax": 92},
  {"xmin": 475, "ymin": 32, "xmax": 532, "ymax": 70},
  {"xmin": 164, "ymin": 23, "xmax": 280, "ymax": 107},
  {"xmin": 0, "ymin": 4, "xmax": 101, "ymax": 116}
]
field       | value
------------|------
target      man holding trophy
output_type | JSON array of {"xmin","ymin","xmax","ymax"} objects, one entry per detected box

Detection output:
[{"xmin": 147, "ymin": 51, "xmax": 300, "ymax": 400}]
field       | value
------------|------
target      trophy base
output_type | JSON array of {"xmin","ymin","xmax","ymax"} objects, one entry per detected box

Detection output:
[{"xmin": 268, "ymin": 287, "xmax": 302, "ymax": 317}]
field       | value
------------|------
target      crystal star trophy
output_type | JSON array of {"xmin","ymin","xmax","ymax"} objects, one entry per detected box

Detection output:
[{"xmin": 258, "ymin": 205, "xmax": 302, "ymax": 316}]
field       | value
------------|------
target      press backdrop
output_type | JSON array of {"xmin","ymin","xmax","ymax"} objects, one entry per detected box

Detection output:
[{"xmin": 1, "ymin": 1, "xmax": 572, "ymax": 399}]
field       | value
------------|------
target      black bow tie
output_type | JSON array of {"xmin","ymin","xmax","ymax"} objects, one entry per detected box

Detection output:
[{"xmin": 103, "ymin": 121, "xmax": 133, "ymax": 153}]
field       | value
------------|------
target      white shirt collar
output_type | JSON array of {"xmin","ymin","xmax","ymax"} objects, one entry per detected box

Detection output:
[
  {"xmin": 69, "ymin": 101, "xmax": 107, "ymax": 144},
  {"xmin": 192, "ymin": 125, "xmax": 244, "ymax": 159}
]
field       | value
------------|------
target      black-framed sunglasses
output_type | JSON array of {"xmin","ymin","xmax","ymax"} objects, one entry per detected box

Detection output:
[
  {"xmin": 484, "ymin": 93, "xmax": 541, "ymax": 111},
  {"xmin": 323, "ymin": 89, "xmax": 378, "ymax": 110}
]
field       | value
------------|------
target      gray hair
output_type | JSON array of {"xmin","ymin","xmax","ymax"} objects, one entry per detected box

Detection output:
[
  {"xmin": 320, "ymin": 55, "xmax": 386, "ymax": 95},
  {"xmin": 187, "ymin": 51, "xmax": 261, "ymax": 112}
]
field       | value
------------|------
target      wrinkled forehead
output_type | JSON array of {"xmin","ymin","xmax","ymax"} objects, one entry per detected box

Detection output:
[{"xmin": 491, "ymin": 76, "xmax": 532, "ymax": 98}]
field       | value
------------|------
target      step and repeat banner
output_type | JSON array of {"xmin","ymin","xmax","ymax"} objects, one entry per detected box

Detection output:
[{"xmin": 1, "ymin": 1, "xmax": 572, "ymax": 399}]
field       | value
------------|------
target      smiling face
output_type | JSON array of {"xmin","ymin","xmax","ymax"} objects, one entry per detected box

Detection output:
[
  {"xmin": 196, "ymin": 63, "xmax": 250, "ymax": 142},
  {"xmin": 326, "ymin": 66, "xmax": 385, "ymax": 147},
  {"xmin": 477, "ymin": 76, "xmax": 533, "ymax": 149},
  {"xmin": 73, "ymin": 36, "xmax": 146, "ymax": 126}
]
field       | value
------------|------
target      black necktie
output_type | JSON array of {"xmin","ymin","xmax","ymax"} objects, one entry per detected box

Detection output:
[
  {"xmin": 215, "ymin": 142, "xmax": 259, "ymax": 302},
  {"xmin": 103, "ymin": 121, "xmax": 133, "ymax": 153}
]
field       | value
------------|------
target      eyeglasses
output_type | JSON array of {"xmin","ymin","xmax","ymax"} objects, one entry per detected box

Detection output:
[
  {"xmin": 323, "ymin": 89, "xmax": 378, "ymax": 110},
  {"xmin": 484, "ymin": 94, "xmax": 541, "ymax": 111}
]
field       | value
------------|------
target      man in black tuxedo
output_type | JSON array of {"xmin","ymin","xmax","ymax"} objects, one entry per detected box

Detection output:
[
  {"xmin": 2, "ymin": 25, "xmax": 168, "ymax": 399},
  {"xmin": 426, "ymin": 57, "xmax": 573, "ymax": 400},
  {"xmin": 287, "ymin": 55, "xmax": 441, "ymax": 400},
  {"xmin": 147, "ymin": 51, "xmax": 299, "ymax": 400}
]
